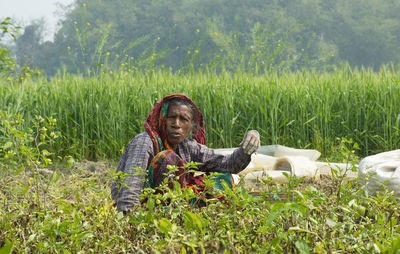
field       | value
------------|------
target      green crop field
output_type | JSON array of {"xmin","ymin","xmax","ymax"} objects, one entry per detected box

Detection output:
[
  {"xmin": 1, "ymin": 66, "xmax": 400, "ymax": 252},
  {"xmin": 1, "ymin": 65, "xmax": 399, "ymax": 161}
]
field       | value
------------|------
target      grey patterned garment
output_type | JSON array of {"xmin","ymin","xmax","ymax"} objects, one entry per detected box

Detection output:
[{"xmin": 111, "ymin": 132, "xmax": 251, "ymax": 212}]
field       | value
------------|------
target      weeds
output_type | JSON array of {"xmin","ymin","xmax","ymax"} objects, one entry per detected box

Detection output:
[{"xmin": 1, "ymin": 149, "xmax": 400, "ymax": 252}]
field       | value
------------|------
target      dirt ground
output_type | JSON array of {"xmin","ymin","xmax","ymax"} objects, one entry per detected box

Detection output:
[
  {"xmin": 72, "ymin": 160, "xmax": 115, "ymax": 173},
  {"xmin": 66, "ymin": 160, "xmax": 354, "ymax": 197}
]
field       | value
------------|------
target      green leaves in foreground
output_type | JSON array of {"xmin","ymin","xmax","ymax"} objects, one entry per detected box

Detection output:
[
  {"xmin": 0, "ymin": 239, "xmax": 13, "ymax": 254},
  {"xmin": 2, "ymin": 158, "xmax": 400, "ymax": 252},
  {"xmin": 0, "ymin": 165, "xmax": 400, "ymax": 253},
  {"xmin": 183, "ymin": 211, "xmax": 208, "ymax": 236}
]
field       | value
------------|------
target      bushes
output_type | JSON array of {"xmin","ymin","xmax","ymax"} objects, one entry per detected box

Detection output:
[
  {"xmin": 1, "ymin": 112, "xmax": 399, "ymax": 252},
  {"xmin": 2, "ymin": 163, "xmax": 400, "ymax": 252}
]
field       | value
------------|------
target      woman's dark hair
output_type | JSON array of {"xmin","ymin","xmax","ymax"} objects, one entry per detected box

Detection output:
[{"xmin": 167, "ymin": 98, "xmax": 200, "ymax": 135}]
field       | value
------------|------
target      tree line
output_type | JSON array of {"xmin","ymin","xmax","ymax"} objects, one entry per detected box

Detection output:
[{"xmin": 5, "ymin": 0, "xmax": 400, "ymax": 76}]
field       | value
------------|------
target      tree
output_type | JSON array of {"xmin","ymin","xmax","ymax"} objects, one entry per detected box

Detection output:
[
  {"xmin": 16, "ymin": 20, "xmax": 45, "ymax": 68},
  {"xmin": 12, "ymin": 0, "xmax": 400, "ymax": 75},
  {"xmin": 324, "ymin": 0, "xmax": 400, "ymax": 69}
]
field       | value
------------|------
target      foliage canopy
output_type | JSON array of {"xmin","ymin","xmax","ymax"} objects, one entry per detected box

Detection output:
[{"xmin": 7, "ymin": 0, "xmax": 400, "ymax": 76}]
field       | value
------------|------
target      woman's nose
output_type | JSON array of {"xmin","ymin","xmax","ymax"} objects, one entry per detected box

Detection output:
[{"xmin": 171, "ymin": 118, "xmax": 180, "ymax": 127}]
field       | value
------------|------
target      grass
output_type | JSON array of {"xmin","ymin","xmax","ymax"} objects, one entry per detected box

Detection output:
[
  {"xmin": 1, "ymin": 66, "xmax": 400, "ymax": 252},
  {"xmin": 1, "ymin": 64, "xmax": 399, "ymax": 161}
]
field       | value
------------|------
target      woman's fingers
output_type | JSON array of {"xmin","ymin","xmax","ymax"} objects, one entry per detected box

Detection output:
[{"xmin": 241, "ymin": 130, "xmax": 260, "ymax": 155}]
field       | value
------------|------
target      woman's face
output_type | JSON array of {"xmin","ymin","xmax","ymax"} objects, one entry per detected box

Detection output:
[{"xmin": 165, "ymin": 103, "xmax": 192, "ymax": 151}]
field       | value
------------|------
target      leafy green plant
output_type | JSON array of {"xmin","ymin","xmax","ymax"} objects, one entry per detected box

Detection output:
[
  {"xmin": 0, "ymin": 17, "xmax": 20, "ymax": 77},
  {"xmin": 2, "ymin": 149, "xmax": 400, "ymax": 252},
  {"xmin": 0, "ymin": 111, "xmax": 67, "ymax": 209}
]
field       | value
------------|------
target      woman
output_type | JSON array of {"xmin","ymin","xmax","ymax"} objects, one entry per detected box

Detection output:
[{"xmin": 111, "ymin": 94, "xmax": 260, "ymax": 212}]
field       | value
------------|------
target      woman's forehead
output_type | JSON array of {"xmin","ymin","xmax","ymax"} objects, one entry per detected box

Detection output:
[{"xmin": 167, "ymin": 103, "xmax": 192, "ymax": 116}]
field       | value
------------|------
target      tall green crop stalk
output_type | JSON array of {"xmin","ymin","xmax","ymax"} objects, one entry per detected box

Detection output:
[{"xmin": 1, "ymin": 65, "xmax": 400, "ymax": 161}]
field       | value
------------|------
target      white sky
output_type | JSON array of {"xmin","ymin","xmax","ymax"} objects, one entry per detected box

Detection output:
[{"xmin": 0, "ymin": 0, "xmax": 75, "ymax": 41}]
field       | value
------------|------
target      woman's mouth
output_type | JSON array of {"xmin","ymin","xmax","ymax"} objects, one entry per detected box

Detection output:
[{"xmin": 169, "ymin": 133, "xmax": 181, "ymax": 138}]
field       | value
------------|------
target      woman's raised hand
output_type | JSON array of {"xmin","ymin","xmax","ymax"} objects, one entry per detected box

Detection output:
[{"xmin": 239, "ymin": 130, "xmax": 260, "ymax": 155}]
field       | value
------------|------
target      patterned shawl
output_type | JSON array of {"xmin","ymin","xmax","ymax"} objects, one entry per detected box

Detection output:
[{"xmin": 144, "ymin": 94, "xmax": 206, "ymax": 153}]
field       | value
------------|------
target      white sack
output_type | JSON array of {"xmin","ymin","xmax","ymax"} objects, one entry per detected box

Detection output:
[
  {"xmin": 214, "ymin": 145, "xmax": 321, "ymax": 161},
  {"xmin": 358, "ymin": 149, "xmax": 400, "ymax": 196}
]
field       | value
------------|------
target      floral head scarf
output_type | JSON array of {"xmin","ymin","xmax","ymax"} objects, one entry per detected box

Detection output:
[{"xmin": 144, "ymin": 94, "xmax": 206, "ymax": 153}]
